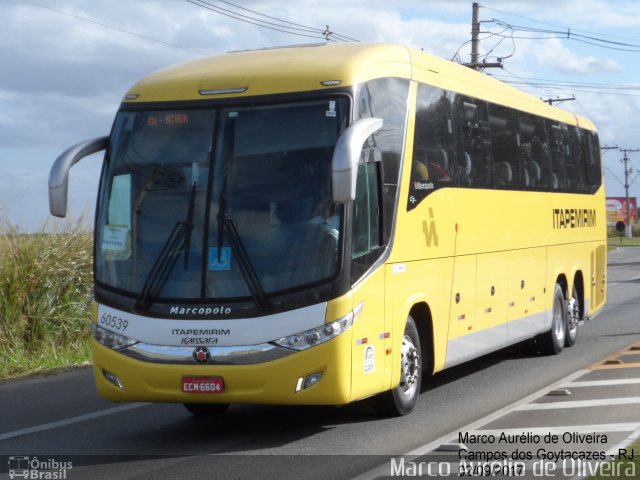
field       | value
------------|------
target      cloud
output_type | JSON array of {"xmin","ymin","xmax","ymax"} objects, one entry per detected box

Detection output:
[{"xmin": 531, "ymin": 38, "xmax": 622, "ymax": 75}]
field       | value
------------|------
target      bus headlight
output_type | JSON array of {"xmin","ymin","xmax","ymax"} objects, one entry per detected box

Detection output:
[
  {"xmin": 92, "ymin": 324, "xmax": 137, "ymax": 350},
  {"xmin": 273, "ymin": 302, "xmax": 363, "ymax": 351}
]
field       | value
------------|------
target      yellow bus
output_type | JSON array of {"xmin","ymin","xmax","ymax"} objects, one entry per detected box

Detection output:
[{"xmin": 49, "ymin": 43, "xmax": 606, "ymax": 416}]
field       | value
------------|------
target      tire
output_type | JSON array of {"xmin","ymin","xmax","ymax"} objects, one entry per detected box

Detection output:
[
  {"xmin": 565, "ymin": 284, "xmax": 580, "ymax": 347},
  {"xmin": 184, "ymin": 403, "xmax": 230, "ymax": 415},
  {"xmin": 538, "ymin": 284, "xmax": 566, "ymax": 355},
  {"xmin": 372, "ymin": 315, "xmax": 422, "ymax": 416}
]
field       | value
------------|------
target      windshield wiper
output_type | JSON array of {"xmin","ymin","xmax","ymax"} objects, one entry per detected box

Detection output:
[
  {"xmin": 216, "ymin": 175, "xmax": 270, "ymax": 312},
  {"xmin": 135, "ymin": 182, "xmax": 197, "ymax": 312},
  {"xmin": 183, "ymin": 181, "xmax": 196, "ymax": 268}
]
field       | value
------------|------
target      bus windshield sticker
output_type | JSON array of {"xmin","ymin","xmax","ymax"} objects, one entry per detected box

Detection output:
[
  {"xmin": 102, "ymin": 225, "xmax": 130, "ymax": 258},
  {"xmin": 208, "ymin": 247, "xmax": 232, "ymax": 271},
  {"xmin": 326, "ymin": 101, "xmax": 336, "ymax": 117}
]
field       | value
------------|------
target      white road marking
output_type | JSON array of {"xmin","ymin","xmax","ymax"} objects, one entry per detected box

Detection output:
[
  {"xmin": 516, "ymin": 396, "xmax": 640, "ymax": 411},
  {"xmin": 350, "ymin": 369, "xmax": 589, "ymax": 480},
  {"xmin": 460, "ymin": 423, "xmax": 640, "ymax": 438},
  {"xmin": 564, "ymin": 378, "xmax": 640, "ymax": 387},
  {"xmin": 0, "ymin": 403, "xmax": 149, "ymax": 441}
]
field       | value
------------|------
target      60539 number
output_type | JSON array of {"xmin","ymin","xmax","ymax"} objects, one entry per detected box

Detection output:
[{"xmin": 100, "ymin": 313, "xmax": 129, "ymax": 331}]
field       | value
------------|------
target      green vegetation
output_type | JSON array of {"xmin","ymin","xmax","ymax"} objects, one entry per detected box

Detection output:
[
  {"xmin": 607, "ymin": 225, "xmax": 640, "ymax": 247},
  {"xmin": 590, "ymin": 439, "xmax": 640, "ymax": 480},
  {"xmin": 608, "ymin": 236, "xmax": 640, "ymax": 247},
  {"xmin": 0, "ymin": 221, "xmax": 93, "ymax": 379}
]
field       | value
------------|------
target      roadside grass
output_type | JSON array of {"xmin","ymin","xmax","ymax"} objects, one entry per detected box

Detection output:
[
  {"xmin": 590, "ymin": 439, "xmax": 640, "ymax": 480},
  {"xmin": 0, "ymin": 221, "xmax": 93, "ymax": 379},
  {"xmin": 607, "ymin": 236, "xmax": 640, "ymax": 247}
]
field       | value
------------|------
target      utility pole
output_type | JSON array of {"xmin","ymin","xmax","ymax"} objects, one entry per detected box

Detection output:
[
  {"xmin": 464, "ymin": 2, "xmax": 502, "ymax": 70},
  {"xmin": 471, "ymin": 2, "xmax": 479, "ymax": 67},
  {"xmin": 543, "ymin": 96, "xmax": 575, "ymax": 105},
  {"xmin": 620, "ymin": 148, "xmax": 639, "ymax": 238}
]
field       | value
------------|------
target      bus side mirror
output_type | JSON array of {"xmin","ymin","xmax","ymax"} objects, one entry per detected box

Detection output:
[
  {"xmin": 332, "ymin": 117, "xmax": 383, "ymax": 203},
  {"xmin": 49, "ymin": 136, "xmax": 109, "ymax": 217}
]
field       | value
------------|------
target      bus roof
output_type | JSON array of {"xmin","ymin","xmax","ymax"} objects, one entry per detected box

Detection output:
[{"xmin": 123, "ymin": 42, "xmax": 594, "ymax": 130}]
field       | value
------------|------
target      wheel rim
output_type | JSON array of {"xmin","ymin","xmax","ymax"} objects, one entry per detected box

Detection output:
[
  {"xmin": 567, "ymin": 291, "xmax": 579, "ymax": 341},
  {"xmin": 399, "ymin": 334, "xmax": 420, "ymax": 400},
  {"xmin": 553, "ymin": 293, "xmax": 566, "ymax": 347}
]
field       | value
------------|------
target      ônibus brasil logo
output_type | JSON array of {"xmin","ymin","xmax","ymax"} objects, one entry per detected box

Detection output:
[{"xmin": 8, "ymin": 456, "xmax": 72, "ymax": 479}]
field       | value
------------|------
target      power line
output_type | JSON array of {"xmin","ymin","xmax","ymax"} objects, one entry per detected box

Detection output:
[
  {"xmin": 490, "ymin": 74, "xmax": 640, "ymax": 90},
  {"xmin": 190, "ymin": 0, "xmax": 324, "ymax": 36},
  {"xmin": 480, "ymin": 4, "xmax": 640, "ymax": 44},
  {"xmin": 185, "ymin": 0, "xmax": 359, "ymax": 42},
  {"xmin": 21, "ymin": 0, "xmax": 207, "ymax": 56},
  {"xmin": 604, "ymin": 167, "xmax": 625, "ymax": 188},
  {"xmin": 185, "ymin": 0, "xmax": 327, "ymax": 40},
  {"xmin": 489, "ymin": 73, "xmax": 640, "ymax": 98},
  {"xmin": 249, "ymin": 0, "xmax": 370, "ymax": 42},
  {"xmin": 486, "ymin": 19, "xmax": 640, "ymax": 53},
  {"xmin": 217, "ymin": 0, "xmax": 360, "ymax": 42}
]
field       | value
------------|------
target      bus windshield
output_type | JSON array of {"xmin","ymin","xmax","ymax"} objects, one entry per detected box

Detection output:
[{"xmin": 95, "ymin": 98, "xmax": 348, "ymax": 307}]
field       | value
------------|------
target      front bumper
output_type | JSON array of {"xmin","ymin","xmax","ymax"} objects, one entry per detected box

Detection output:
[{"xmin": 92, "ymin": 330, "xmax": 353, "ymax": 405}]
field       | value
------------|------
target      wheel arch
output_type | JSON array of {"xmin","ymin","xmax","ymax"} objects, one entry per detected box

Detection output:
[
  {"xmin": 408, "ymin": 302, "xmax": 434, "ymax": 375},
  {"xmin": 572, "ymin": 270, "xmax": 585, "ymax": 319},
  {"xmin": 556, "ymin": 273, "xmax": 568, "ymax": 299}
]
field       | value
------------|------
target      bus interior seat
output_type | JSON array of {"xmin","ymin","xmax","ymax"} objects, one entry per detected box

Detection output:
[
  {"xmin": 425, "ymin": 148, "xmax": 450, "ymax": 181},
  {"xmin": 494, "ymin": 161, "xmax": 512, "ymax": 186},
  {"xmin": 459, "ymin": 152, "xmax": 472, "ymax": 185},
  {"xmin": 527, "ymin": 161, "xmax": 541, "ymax": 187}
]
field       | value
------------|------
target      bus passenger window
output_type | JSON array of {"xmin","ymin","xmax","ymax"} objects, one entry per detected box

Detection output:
[
  {"xmin": 586, "ymin": 131, "xmax": 602, "ymax": 193},
  {"xmin": 548, "ymin": 122, "xmax": 571, "ymax": 191},
  {"xmin": 488, "ymin": 104, "xmax": 523, "ymax": 189},
  {"xmin": 518, "ymin": 113, "xmax": 551, "ymax": 189},
  {"xmin": 408, "ymin": 84, "xmax": 456, "ymax": 210},
  {"xmin": 452, "ymin": 96, "xmax": 492, "ymax": 189},
  {"xmin": 567, "ymin": 126, "xmax": 590, "ymax": 193}
]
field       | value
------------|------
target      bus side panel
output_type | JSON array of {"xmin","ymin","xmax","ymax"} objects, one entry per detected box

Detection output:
[
  {"xmin": 546, "ymin": 243, "xmax": 586, "ymax": 303},
  {"xmin": 506, "ymin": 248, "xmax": 547, "ymax": 344},
  {"xmin": 476, "ymin": 252, "xmax": 508, "ymax": 339},
  {"xmin": 386, "ymin": 258, "xmax": 450, "ymax": 378},
  {"xmin": 591, "ymin": 243, "xmax": 607, "ymax": 313},
  {"xmin": 350, "ymin": 265, "xmax": 388, "ymax": 401},
  {"xmin": 447, "ymin": 254, "xmax": 477, "ymax": 342}
]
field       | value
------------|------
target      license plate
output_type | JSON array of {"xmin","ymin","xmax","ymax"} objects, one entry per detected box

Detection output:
[{"xmin": 182, "ymin": 376, "xmax": 224, "ymax": 394}]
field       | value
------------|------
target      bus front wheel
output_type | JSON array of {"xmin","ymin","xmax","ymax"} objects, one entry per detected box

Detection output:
[
  {"xmin": 372, "ymin": 315, "xmax": 422, "ymax": 416},
  {"xmin": 538, "ymin": 284, "xmax": 566, "ymax": 355}
]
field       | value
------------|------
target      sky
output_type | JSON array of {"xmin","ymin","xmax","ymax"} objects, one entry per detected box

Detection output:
[{"xmin": 2, "ymin": 0, "xmax": 640, "ymax": 231}]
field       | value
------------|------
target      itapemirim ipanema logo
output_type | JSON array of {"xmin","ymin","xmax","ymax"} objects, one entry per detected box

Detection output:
[
  {"xmin": 422, "ymin": 207, "xmax": 439, "ymax": 247},
  {"xmin": 8, "ymin": 456, "xmax": 73, "ymax": 479}
]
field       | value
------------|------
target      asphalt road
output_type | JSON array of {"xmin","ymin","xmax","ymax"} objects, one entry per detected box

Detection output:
[{"xmin": 1, "ymin": 247, "xmax": 639, "ymax": 480}]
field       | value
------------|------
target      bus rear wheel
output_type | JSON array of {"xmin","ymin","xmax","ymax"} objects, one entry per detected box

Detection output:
[
  {"xmin": 372, "ymin": 315, "xmax": 422, "ymax": 417},
  {"xmin": 184, "ymin": 403, "xmax": 230, "ymax": 415},
  {"xmin": 538, "ymin": 284, "xmax": 566, "ymax": 355},
  {"xmin": 565, "ymin": 284, "xmax": 580, "ymax": 347}
]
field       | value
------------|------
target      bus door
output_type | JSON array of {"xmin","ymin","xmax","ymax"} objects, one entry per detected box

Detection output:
[{"xmin": 349, "ymin": 160, "xmax": 389, "ymax": 400}]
